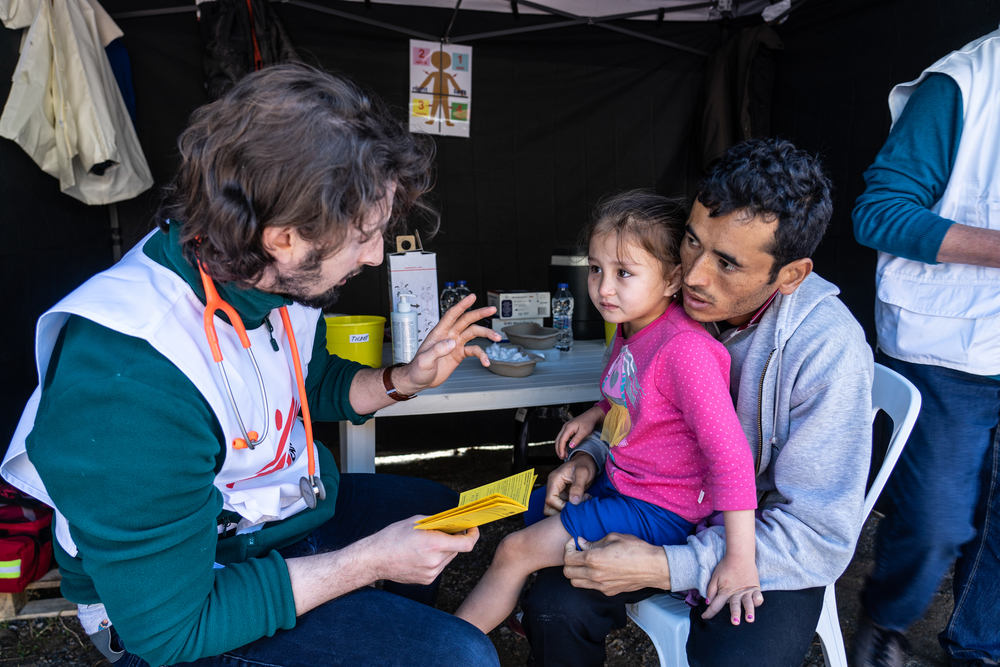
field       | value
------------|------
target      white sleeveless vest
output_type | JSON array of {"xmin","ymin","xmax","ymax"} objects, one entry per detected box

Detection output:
[
  {"xmin": 2, "ymin": 231, "xmax": 322, "ymax": 555},
  {"xmin": 875, "ymin": 26, "xmax": 1000, "ymax": 375}
]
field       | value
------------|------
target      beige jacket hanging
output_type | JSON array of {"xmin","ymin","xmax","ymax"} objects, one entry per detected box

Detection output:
[{"xmin": 0, "ymin": 0, "xmax": 153, "ymax": 205}]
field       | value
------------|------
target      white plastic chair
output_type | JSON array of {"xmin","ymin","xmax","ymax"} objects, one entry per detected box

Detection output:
[{"xmin": 626, "ymin": 363, "xmax": 922, "ymax": 667}]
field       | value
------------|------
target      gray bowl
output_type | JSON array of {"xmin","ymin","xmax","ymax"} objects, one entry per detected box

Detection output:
[
  {"xmin": 485, "ymin": 346, "xmax": 543, "ymax": 377},
  {"xmin": 502, "ymin": 323, "xmax": 560, "ymax": 350}
]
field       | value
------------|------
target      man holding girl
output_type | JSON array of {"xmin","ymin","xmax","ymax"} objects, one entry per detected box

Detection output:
[{"xmin": 516, "ymin": 138, "xmax": 874, "ymax": 667}]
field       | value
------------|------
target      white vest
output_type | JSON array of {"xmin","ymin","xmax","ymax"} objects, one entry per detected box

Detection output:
[
  {"xmin": 875, "ymin": 27, "xmax": 1000, "ymax": 375},
  {"xmin": 2, "ymin": 231, "xmax": 322, "ymax": 555}
]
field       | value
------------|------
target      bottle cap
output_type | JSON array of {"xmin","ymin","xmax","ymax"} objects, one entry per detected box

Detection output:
[
  {"xmin": 457, "ymin": 280, "xmax": 467, "ymax": 286},
  {"xmin": 397, "ymin": 293, "xmax": 416, "ymax": 312},
  {"xmin": 558, "ymin": 283, "xmax": 569, "ymax": 289},
  {"xmin": 444, "ymin": 282, "xmax": 455, "ymax": 288}
]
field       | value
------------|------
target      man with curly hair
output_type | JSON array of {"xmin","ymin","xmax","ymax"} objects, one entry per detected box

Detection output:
[
  {"xmin": 520, "ymin": 138, "xmax": 874, "ymax": 667},
  {"xmin": 3, "ymin": 64, "xmax": 501, "ymax": 667}
]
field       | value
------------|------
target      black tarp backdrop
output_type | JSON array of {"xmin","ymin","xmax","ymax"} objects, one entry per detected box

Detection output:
[
  {"xmin": 768, "ymin": 0, "xmax": 1000, "ymax": 341},
  {"xmin": 0, "ymin": 38, "xmax": 115, "ymax": 452},
  {"xmin": 3, "ymin": 0, "xmax": 999, "ymax": 453},
  {"xmin": 104, "ymin": 0, "xmax": 719, "ymax": 283}
]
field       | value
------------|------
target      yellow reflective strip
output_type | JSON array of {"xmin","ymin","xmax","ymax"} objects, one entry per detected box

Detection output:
[
  {"xmin": 0, "ymin": 561, "xmax": 22, "ymax": 578},
  {"xmin": 0, "ymin": 561, "xmax": 21, "ymax": 578}
]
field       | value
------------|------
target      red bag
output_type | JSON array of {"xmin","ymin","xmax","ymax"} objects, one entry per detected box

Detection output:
[{"xmin": 0, "ymin": 482, "xmax": 53, "ymax": 593}]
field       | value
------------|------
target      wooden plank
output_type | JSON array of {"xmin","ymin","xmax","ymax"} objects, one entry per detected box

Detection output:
[
  {"xmin": 14, "ymin": 597, "xmax": 77, "ymax": 619},
  {"xmin": 0, "ymin": 570, "xmax": 66, "ymax": 620},
  {"xmin": 0, "ymin": 591, "xmax": 27, "ymax": 620},
  {"xmin": 26, "ymin": 569, "xmax": 62, "ymax": 590}
]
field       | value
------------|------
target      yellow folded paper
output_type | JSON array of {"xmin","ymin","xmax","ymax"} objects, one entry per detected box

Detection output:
[{"xmin": 415, "ymin": 468, "xmax": 537, "ymax": 534}]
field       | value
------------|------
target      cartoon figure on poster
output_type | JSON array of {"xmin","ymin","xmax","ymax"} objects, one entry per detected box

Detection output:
[{"xmin": 409, "ymin": 39, "xmax": 472, "ymax": 138}]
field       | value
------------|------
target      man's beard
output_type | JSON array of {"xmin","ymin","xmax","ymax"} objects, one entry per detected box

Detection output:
[
  {"xmin": 269, "ymin": 248, "xmax": 358, "ymax": 310},
  {"xmin": 288, "ymin": 285, "xmax": 343, "ymax": 311}
]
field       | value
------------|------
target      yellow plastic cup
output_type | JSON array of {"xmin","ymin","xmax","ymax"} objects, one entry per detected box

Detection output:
[
  {"xmin": 604, "ymin": 320, "xmax": 616, "ymax": 346},
  {"xmin": 324, "ymin": 315, "xmax": 386, "ymax": 367}
]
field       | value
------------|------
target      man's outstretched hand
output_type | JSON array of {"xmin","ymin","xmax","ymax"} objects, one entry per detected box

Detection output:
[{"xmin": 399, "ymin": 294, "xmax": 500, "ymax": 392}]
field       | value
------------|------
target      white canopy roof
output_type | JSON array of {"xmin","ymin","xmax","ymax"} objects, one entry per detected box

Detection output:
[{"xmin": 338, "ymin": 0, "xmax": 779, "ymax": 22}]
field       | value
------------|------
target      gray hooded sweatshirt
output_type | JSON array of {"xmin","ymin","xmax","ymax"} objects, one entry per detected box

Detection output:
[{"xmin": 578, "ymin": 272, "xmax": 873, "ymax": 594}]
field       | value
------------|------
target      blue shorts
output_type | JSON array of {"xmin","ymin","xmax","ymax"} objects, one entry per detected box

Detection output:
[{"xmin": 524, "ymin": 473, "xmax": 694, "ymax": 549}]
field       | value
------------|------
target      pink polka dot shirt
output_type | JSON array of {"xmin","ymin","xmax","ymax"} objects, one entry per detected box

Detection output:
[{"xmin": 598, "ymin": 301, "xmax": 757, "ymax": 523}]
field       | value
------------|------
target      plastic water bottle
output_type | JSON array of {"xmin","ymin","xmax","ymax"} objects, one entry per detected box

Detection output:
[
  {"xmin": 552, "ymin": 283, "xmax": 574, "ymax": 351},
  {"xmin": 439, "ymin": 282, "xmax": 458, "ymax": 316},
  {"xmin": 455, "ymin": 280, "xmax": 472, "ymax": 303}
]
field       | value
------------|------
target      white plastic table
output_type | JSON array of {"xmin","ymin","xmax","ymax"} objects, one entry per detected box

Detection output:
[{"xmin": 338, "ymin": 339, "xmax": 607, "ymax": 473}]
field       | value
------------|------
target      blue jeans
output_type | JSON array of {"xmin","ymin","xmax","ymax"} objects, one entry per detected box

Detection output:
[
  {"xmin": 112, "ymin": 473, "xmax": 499, "ymax": 667},
  {"xmin": 864, "ymin": 354, "xmax": 1000, "ymax": 663},
  {"xmin": 521, "ymin": 566, "xmax": 825, "ymax": 667},
  {"xmin": 520, "ymin": 487, "xmax": 825, "ymax": 667}
]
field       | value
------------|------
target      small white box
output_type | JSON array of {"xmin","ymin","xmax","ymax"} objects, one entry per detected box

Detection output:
[
  {"xmin": 387, "ymin": 237, "xmax": 439, "ymax": 347},
  {"xmin": 488, "ymin": 291, "xmax": 551, "ymax": 319},
  {"xmin": 487, "ymin": 317, "xmax": 545, "ymax": 341}
]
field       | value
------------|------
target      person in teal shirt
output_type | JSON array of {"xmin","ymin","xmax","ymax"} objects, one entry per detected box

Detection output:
[
  {"xmin": 852, "ymin": 32, "xmax": 1000, "ymax": 667},
  {"xmin": 14, "ymin": 64, "xmax": 502, "ymax": 667}
]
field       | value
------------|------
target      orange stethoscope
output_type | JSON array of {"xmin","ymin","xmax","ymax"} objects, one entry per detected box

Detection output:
[{"xmin": 199, "ymin": 262, "xmax": 326, "ymax": 509}]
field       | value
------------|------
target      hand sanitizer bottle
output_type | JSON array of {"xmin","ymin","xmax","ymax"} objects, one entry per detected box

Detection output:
[{"xmin": 392, "ymin": 293, "xmax": 419, "ymax": 364}]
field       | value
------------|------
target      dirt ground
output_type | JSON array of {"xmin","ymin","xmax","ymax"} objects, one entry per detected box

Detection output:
[
  {"xmin": 401, "ymin": 445, "xmax": 955, "ymax": 667},
  {"xmin": 0, "ymin": 444, "xmax": 955, "ymax": 667}
]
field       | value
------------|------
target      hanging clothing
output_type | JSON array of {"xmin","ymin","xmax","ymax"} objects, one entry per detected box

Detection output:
[
  {"xmin": 198, "ymin": 0, "xmax": 299, "ymax": 101},
  {"xmin": 0, "ymin": 0, "xmax": 153, "ymax": 205},
  {"xmin": 700, "ymin": 25, "xmax": 784, "ymax": 172},
  {"xmin": 0, "ymin": 0, "xmax": 118, "ymax": 37},
  {"xmin": 104, "ymin": 38, "xmax": 137, "ymax": 125}
]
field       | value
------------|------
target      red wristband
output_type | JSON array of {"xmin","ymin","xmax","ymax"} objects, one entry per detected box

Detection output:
[{"xmin": 383, "ymin": 363, "xmax": 415, "ymax": 401}]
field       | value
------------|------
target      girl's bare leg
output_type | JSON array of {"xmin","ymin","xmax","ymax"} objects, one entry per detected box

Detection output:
[{"xmin": 455, "ymin": 514, "xmax": 573, "ymax": 633}]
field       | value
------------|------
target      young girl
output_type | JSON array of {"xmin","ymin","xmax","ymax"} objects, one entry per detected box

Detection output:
[{"xmin": 454, "ymin": 191, "xmax": 762, "ymax": 633}]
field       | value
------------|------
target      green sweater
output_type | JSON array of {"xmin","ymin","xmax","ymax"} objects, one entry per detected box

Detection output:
[{"xmin": 26, "ymin": 224, "xmax": 372, "ymax": 665}]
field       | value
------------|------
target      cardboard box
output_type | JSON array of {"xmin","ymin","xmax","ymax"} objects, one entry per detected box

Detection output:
[
  {"xmin": 487, "ymin": 317, "xmax": 545, "ymax": 341},
  {"xmin": 387, "ymin": 235, "xmax": 439, "ymax": 347},
  {"xmin": 488, "ymin": 291, "xmax": 550, "ymax": 319}
]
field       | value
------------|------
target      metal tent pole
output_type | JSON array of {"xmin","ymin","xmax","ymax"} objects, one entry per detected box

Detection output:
[
  {"xmin": 285, "ymin": 0, "xmax": 438, "ymax": 39},
  {"xmin": 498, "ymin": 0, "xmax": 712, "ymax": 56},
  {"xmin": 113, "ymin": 1, "xmax": 717, "ymax": 55}
]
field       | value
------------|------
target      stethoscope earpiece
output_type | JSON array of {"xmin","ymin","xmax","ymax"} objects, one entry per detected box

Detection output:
[{"xmin": 232, "ymin": 431, "xmax": 259, "ymax": 450}]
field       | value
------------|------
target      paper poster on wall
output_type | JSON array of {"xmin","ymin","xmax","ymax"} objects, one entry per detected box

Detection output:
[{"xmin": 409, "ymin": 40, "xmax": 472, "ymax": 138}]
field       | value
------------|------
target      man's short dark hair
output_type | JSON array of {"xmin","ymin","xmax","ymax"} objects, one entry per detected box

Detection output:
[
  {"xmin": 158, "ymin": 63, "xmax": 436, "ymax": 285},
  {"xmin": 696, "ymin": 138, "xmax": 832, "ymax": 282}
]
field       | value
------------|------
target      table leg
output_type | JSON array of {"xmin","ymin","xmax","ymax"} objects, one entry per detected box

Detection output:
[{"xmin": 339, "ymin": 420, "xmax": 376, "ymax": 474}]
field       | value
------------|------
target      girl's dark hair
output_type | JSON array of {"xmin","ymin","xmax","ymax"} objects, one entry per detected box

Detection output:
[
  {"xmin": 580, "ymin": 190, "xmax": 688, "ymax": 276},
  {"xmin": 696, "ymin": 138, "xmax": 832, "ymax": 282},
  {"xmin": 157, "ymin": 63, "xmax": 436, "ymax": 284}
]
